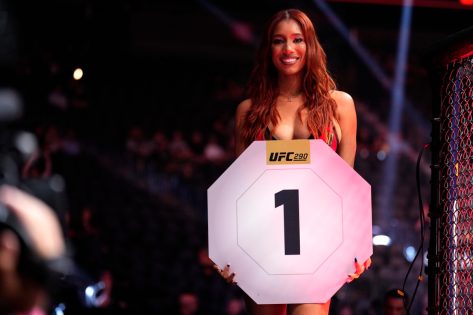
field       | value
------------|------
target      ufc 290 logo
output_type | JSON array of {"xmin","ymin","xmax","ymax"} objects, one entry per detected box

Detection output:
[
  {"xmin": 266, "ymin": 140, "xmax": 311, "ymax": 165},
  {"xmin": 269, "ymin": 152, "xmax": 309, "ymax": 162}
]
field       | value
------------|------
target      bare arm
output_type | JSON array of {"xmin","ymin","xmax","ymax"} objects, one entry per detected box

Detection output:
[
  {"xmin": 333, "ymin": 91, "xmax": 357, "ymax": 167},
  {"xmin": 211, "ymin": 99, "xmax": 253, "ymax": 284},
  {"xmin": 332, "ymin": 92, "xmax": 372, "ymax": 281},
  {"xmin": 235, "ymin": 99, "xmax": 252, "ymax": 157}
]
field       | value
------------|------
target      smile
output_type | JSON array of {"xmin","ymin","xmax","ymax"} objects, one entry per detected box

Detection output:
[{"xmin": 281, "ymin": 57, "xmax": 299, "ymax": 65}]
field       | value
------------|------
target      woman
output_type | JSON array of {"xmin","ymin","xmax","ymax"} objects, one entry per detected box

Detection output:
[{"xmin": 216, "ymin": 8, "xmax": 371, "ymax": 315}]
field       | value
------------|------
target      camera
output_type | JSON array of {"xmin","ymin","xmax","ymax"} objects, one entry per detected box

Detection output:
[{"xmin": 0, "ymin": 88, "xmax": 107, "ymax": 314}]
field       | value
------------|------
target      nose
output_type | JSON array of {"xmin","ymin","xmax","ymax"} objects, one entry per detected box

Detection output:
[{"xmin": 283, "ymin": 42, "xmax": 295, "ymax": 54}]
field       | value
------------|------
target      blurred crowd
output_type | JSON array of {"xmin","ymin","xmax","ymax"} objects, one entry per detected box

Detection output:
[{"xmin": 0, "ymin": 14, "xmax": 438, "ymax": 314}]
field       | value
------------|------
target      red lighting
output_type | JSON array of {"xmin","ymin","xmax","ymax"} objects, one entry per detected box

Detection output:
[{"xmin": 460, "ymin": 0, "xmax": 473, "ymax": 5}]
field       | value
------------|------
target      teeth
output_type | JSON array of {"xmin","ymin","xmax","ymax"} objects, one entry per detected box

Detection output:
[{"xmin": 281, "ymin": 57, "xmax": 298, "ymax": 64}]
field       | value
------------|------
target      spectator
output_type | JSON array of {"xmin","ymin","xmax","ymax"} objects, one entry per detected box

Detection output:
[
  {"xmin": 178, "ymin": 292, "xmax": 200, "ymax": 315},
  {"xmin": 383, "ymin": 289, "xmax": 408, "ymax": 315},
  {"xmin": 203, "ymin": 134, "xmax": 226, "ymax": 163},
  {"xmin": 225, "ymin": 297, "xmax": 246, "ymax": 315}
]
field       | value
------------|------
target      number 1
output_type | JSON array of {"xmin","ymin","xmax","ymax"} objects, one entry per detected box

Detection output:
[{"xmin": 275, "ymin": 189, "xmax": 300, "ymax": 255}]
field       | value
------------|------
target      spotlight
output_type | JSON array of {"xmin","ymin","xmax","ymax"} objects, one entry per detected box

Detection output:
[
  {"xmin": 85, "ymin": 281, "xmax": 106, "ymax": 307},
  {"xmin": 373, "ymin": 234, "xmax": 391, "ymax": 246},
  {"xmin": 73, "ymin": 68, "xmax": 83, "ymax": 80},
  {"xmin": 52, "ymin": 303, "xmax": 66, "ymax": 315},
  {"xmin": 403, "ymin": 245, "xmax": 416, "ymax": 262}
]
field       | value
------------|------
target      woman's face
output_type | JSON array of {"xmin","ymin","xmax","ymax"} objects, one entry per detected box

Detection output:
[{"xmin": 271, "ymin": 19, "xmax": 307, "ymax": 77}]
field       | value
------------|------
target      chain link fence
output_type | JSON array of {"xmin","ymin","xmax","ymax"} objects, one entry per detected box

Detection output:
[{"xmin": 437, "ymin": 54, "xmax": 473, "ymax": 314}]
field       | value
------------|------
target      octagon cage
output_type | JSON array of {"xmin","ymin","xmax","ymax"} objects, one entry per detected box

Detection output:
[{"xmin": 428, "ymin": 26, "xmax": 473, "ymax": 314}]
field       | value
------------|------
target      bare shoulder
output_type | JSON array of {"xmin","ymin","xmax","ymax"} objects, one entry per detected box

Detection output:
[
  {"xmin": 235, "ymin": 99, "xmax": 252, "ymax": 125},
  {"xmin": 235, "ymin": 99, "xmax": 252, "ymax": 155},
  {"xmin": 330, "ymin": 91, "xmax": 356, "ymax": 167},
  {"xmin": 236, "ymin": 98, "xmax": 252, "ymax": 116},
  {"xmin": 330, "ymin": 90, "xmax": 355, "ymax": 116}
]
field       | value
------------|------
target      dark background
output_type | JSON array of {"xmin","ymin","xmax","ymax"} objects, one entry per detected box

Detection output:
[{"xmin": 1, "ymin": 0, "xmax": 472, "ymax": 314}]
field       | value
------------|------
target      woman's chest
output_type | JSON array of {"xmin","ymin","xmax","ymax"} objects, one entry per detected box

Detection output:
[{"xmin": 270, "ymin": 105, "xmax": 311, "ymax": 140}]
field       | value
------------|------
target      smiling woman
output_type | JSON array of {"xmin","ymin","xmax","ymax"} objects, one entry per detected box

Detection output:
[
  {"xmin": 235, "ymin": 9, "xmax": 352, "ymax": 164},
  {"xmin": 271, "ymin": 19, "xmax": 307, "ymax": 79},
  {"xmin": 212, "ymin": 8, "xmax": 372, "ymax": 315}
]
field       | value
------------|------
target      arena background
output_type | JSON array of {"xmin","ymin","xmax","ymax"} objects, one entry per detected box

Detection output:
[{"xmin": 1, "ymin": 0, "xmax": 472, "ymax": 314}]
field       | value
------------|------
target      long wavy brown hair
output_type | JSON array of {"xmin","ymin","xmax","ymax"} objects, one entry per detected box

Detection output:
[{"xmin": 241, "ymin": 9, "xmax": 337, "ymax": 148}]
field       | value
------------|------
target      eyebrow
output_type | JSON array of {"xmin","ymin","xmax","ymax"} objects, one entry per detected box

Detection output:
[{"xmin": 272, "ymin": 33, "xmax": 303, "ymax": 37}]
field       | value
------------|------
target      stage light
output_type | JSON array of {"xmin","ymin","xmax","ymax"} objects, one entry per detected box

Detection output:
[
  {"xmin": 73, "ymin": 68, "xmax": 83, "ymax": 80},
  {"xmin": 403, "ymin": 245, "xmax": 416, "ymax": 262},
  {"xmin": 85, "ymin": 281, "xmax": 105, "ymax": 307},
  {"xmin": 373, "ymin": 234, "xmax": 391, "ymax": 246},
  {"xmin": 52, "ymin": 304, "xmax": 65, "ymax": 315},
  {"xmin": 459, "ymin": 0, "xmax": 473, "ymax": 5},
  {"xmin": 376, "ymin": 150, "xmax": 386, "ymax": 161}
]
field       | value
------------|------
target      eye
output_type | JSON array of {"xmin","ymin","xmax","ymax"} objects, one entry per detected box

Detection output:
[
  {"xmin": 272, "ymin": 38, "xmax": 285, "ymax": 45},
  {"xmin": 293, "ymin": 37, "xmax": 304, "ymax": 44}
]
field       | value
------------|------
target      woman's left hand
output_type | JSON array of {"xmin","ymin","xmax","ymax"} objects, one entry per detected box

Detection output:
[
  {"xmin": 346, "ymin": 257, "xmax": 372, "ymax": 283},
  {"xmin": 213, "ymin": 263, "xmax": 236, "ymax": 284}
]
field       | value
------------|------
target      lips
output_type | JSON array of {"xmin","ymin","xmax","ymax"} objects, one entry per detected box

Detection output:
[{"xmin": 280, "ymin": 56, "xmax": 299, "ymax": 65}]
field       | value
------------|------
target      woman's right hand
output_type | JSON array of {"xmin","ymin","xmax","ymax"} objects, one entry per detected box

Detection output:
[{"xmin": 213, "ymin": 263, "xmax": 236, "ymax": 284}]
